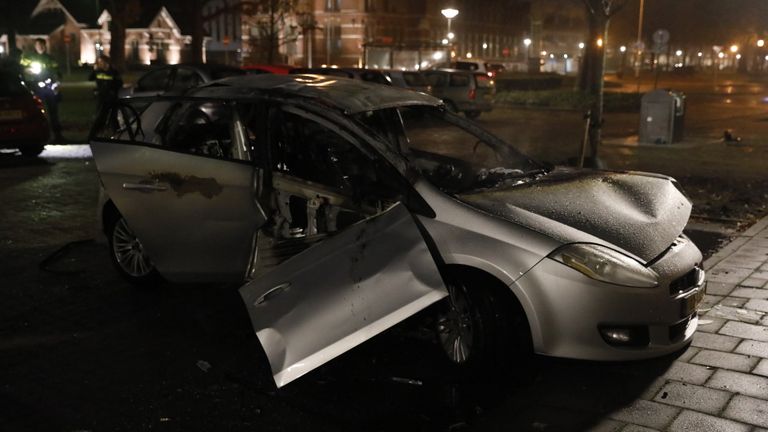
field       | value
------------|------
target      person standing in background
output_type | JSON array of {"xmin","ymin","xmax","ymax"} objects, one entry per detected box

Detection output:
[{"xmin": 20, "ymin": 38, "xmax": 63, "ymax": 142}]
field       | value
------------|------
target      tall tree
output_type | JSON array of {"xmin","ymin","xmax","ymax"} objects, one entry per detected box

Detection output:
[
  {"xmin": 579, "ymin": 0, "xmax": 630, "ymax": 164},
  {"xmin": 242, "ymin": 0, "xmax": 299, "ymax": 64},
  {"xmin": 102, "ymin": 0, "xmax": 141, "ymax": 71}
]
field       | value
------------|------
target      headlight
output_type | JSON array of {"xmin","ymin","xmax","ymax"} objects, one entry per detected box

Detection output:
[
  {"xmin": 30, "ymin": 62, "xmax": 43, "ymax": 75},
  {"xmin": 548, "ymin": 243, "xmax": 659, "ymax": 288}
]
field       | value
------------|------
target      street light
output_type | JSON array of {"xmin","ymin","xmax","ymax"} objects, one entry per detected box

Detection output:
[
  {"xmin": 578, "ymin": 42, "xmax": 585, "ymax": 50},
  {"xmin": 730, "ymin": 44, "xmax": 739, "ymax": 53},
  {"xmin": 523, "ymin": 38, "xmax": 533, "ymax": 72},
  {"xmin": 441, "ymin": 8, "xmax": 459, "ymax": 43},
  {"xmin": 758, "ymin": 39, "xmax": 765, "ymax": 48},
  {"xmin": 620, "ymin": 45, "xmax": 627, "ymax": 53}
]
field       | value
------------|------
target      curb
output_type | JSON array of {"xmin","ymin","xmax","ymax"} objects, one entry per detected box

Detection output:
[{"xmin": 704, "ymin": 213, "xmax": 768, "ymax": 269}]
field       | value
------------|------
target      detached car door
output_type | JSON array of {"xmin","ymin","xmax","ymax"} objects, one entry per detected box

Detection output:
[
  {"xmin": 239, "ymin": 106, "xmax": 447, "ymax": 387},
  {"xmin": 90, "ymin": 100, "xmax": 266, "ymax": 282}
]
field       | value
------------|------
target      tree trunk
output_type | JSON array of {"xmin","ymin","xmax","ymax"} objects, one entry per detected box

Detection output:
[
  {"xmin": 191, "ymin": 0, "xmax": 205, "ymax": 63},
  {"xmin": 581, "ymin": 11, "xmax": 608, "ymax": 162},
  {"xmin": 110, "ymin": 15, "xmax": 126, "ymax": 71}
]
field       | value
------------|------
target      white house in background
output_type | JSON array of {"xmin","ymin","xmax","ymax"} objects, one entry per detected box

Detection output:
[{"xmin": 80, "ymin": 7, "xmax": 194, "ymax": 66}]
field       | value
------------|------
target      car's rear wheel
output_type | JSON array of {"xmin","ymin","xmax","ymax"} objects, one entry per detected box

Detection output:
[
  {"xmin": 107, "ymin": 213, "xmax": 160, "ymax": 287},
  {"xmin": 19, "ymin": 144, "xmax": 44, "ymax": 157},
  {"xmin": 436, "ymin": 273, "xmax": 532, "ymax": 379}
]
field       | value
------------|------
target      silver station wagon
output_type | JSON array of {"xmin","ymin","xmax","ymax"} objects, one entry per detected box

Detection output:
[{"xmin": 90, "ymin": 74, "xmax": 706, "ymax": 387}]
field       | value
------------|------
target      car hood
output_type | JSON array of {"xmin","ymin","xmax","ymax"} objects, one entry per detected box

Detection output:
[{"xmin": 458, "ymin": 169, "xmax": 692, "ymax": 263}]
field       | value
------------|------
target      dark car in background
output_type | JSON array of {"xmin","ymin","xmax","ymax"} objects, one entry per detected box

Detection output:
[
  {"xmin": 0, "ymin": 66, "xmax": 49, "ymax": 157},
  {"xmin": 119, "ymin": 63, "xmax": 246, "ymax": 98},
  {"xmin": 289, "ymin": 67, "xmax": 392, "ymax": 86},
  {"xmin": 243, "ymin": 64, "xmax": 294, "ymax": 74},
  {"xmin": 423, "ymin": 69, "xmax": 494, "ymax": 118}
]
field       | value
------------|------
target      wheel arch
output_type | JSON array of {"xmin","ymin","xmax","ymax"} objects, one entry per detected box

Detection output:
[
  {"xmin": 441, "ymin": 263, "xmax": 537, "ymax": 352},
  {"xmin": 101, "ymin": 199, "xmax": 120, "ymax": 235}
]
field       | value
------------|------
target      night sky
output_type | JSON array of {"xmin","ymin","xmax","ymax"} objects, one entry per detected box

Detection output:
[{"xmin": 610, "ymin": 0, "xmax": 768, "ymax": 46}]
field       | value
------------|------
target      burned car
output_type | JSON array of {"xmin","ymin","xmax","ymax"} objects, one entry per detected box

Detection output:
[{"xmin": 90, "ymin": 74, "xmax": 705, "ymax": 388}]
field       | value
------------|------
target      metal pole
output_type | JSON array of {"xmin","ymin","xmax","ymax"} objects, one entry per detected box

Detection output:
[
  {"xmin": 307, "ymin": 26, "xmax": 313, "ymax": 67},
  {"xmin": 634, "ymin": 0, "xmax": 645, "ymax": 79}
]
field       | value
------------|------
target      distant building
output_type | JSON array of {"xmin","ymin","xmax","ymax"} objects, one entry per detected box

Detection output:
[
  {"xmin": 0, "ymin": 0, "xmax": 195, "ymax": 69},
  {"xmin": 529, "ymin": 0, "xmax": 587, "ymax": 74},
  {"xmin": 202, "ymin": 0, "xmax": 243, "ymax": 65},
  {"xmin": 236, "ymin": 0, "xmax": 530, "ymax": 70},
  {"xmin": 82, "ymin": 7, "xmax": 193, "ymax": 66}
]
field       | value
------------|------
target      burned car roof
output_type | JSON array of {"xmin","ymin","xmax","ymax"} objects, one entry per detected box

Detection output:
[{"xmin": 193, "ymin": 74, "xmax": 441, "ymax": 114}]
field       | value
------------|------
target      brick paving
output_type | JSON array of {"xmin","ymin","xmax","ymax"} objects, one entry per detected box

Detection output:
[{"xmin": 600, "ymin": 216, "xmax": 768, "ymax": 431}]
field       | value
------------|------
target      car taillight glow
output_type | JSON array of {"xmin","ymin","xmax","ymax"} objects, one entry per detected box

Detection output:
[
  {"xmin": 468, "ymin": 89, "xmax": 476, "ymax": 100},
  {"xmin": 31, "ymin": 96, "xmax": 46, "ymax": 114}
]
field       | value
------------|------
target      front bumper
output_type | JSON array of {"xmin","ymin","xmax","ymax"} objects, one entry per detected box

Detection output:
[{"xmin": 515, "ymin": 237, "xmax": 705, "ymax": 361}]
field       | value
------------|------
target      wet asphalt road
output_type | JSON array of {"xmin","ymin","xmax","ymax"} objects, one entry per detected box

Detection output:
[{"xmin": 0, "ymin": 146, "xmax": 728, "ymax": 432}]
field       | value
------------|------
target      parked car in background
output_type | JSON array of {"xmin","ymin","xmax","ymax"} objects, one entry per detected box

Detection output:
[
  {"xmin": 487, "ymin": 63, "xmax": 506, "ymax": 78},
  {"xmin": 90, "ymin": 74, "xmax": 705, "ymax": 389},
  {"xmin": 119, "ymin": 63, "xmax": 245, "ymax": 98},
  {"xmin": 243, "ymin": 64, "xmax": 294, "ymax": 74},
  {"xmin": 0, "ymin": 66, "xmax": 50, "ymax": 156},
  {"xmin": 445, "ymin": 59, "xmax": 492, "ymax": 76},
  {"xmin": 382, "ymin": 70, "xmax": 431, "ymax": 94},
  {"xmin": 289, "ymin": 67, "xmax": 392, "ymax": 85},
  {"xmin": 423, "ymin": 69, "xmax": 494, "ymax": 118}
]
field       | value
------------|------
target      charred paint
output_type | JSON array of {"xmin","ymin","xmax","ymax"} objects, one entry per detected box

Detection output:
[{"xmin": 148, "ymin": 172, "xmax": 223, "ymax": 199}]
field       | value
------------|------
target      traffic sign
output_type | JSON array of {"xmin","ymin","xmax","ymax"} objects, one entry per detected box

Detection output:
[{"xmin": 653, "ymin": 29, "xmax": 670, "ymax": 45}]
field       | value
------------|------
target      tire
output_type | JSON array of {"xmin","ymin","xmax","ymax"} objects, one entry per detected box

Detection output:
[
  {"xmin": 19, "ymin": 144, "xmax": 45, "ymax": 157},
  {"xmin": 106, "ymin": 212, "xmax": 161, "ymax": 287},
  {"xmin": 435, "ymin": 272, "xmax": 532, "ymax": 380},
  {"xmin": 465, "ymin": 111, "xmax": 481, "ymax": 119}
]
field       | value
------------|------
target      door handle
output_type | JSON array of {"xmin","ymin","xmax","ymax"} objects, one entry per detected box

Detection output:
[
  {"xmin": 255, "ymin": 282, "xmax": 291, "ymax": 305},
  {"xmin": 122, "ymin": 182, "xmax": 168, "ymax": 192}
]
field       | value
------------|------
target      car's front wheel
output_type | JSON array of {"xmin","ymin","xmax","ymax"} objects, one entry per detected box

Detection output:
[
  {"xmin": 107, "ymin": 213, "xmax": 160, "ymax": 287},
  {"xmin": 436, "ymin": 273, "xmax": 532, "ymax": 379}
]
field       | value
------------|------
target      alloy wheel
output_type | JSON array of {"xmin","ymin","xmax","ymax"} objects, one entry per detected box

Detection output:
[
  {"xmin": 111, "ymin": 217, "xmax": 154, "ymax": 278},
  {"xmin": 436, "ymin": 286, "xmax": 474, "ymax": 364}
]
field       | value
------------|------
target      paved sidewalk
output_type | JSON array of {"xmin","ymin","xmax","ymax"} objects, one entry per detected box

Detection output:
[{"xmin": 600, "ymin": 216, "xmax": 768, "ymax": 431}]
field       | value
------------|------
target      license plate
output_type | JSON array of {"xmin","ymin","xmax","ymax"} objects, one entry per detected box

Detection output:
[
  {"xmin": 0, "ymin": 110, "xmax": 23, "ymax": 121},
  {"xmin": 681, "ymin": 286, "xmax": 706, "ymax": 317}
]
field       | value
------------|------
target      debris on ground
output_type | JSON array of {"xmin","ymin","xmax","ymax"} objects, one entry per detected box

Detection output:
[
  {"xmin": 196, "ymin": 360, "xmax": 212, "ymax": 373},
  {"xmin": 390, "ymin": 376, "xmax": 423, "ymax": 386}
]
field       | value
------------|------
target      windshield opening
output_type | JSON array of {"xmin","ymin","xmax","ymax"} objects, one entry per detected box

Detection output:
[{"xmin": 355, "ymin": 106, "xmax": 544, "ymax": 194}]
